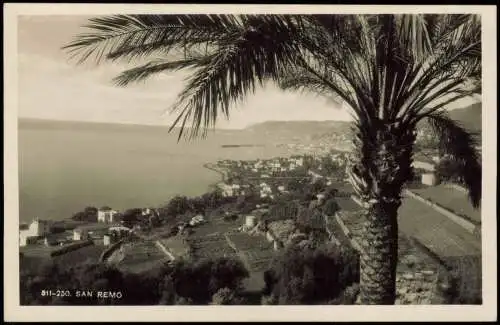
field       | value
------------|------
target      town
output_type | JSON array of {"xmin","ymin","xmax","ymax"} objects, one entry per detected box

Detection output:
[{"xmin": 19, "ymin": 144, "xmax": 481, "ymax": 305}]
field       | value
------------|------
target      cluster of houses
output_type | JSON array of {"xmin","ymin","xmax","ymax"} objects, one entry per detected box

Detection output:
[
  {"xmin": 219, "ymin": 183, "xmax": 247, "ymax": 197},
  {"xmin": 19, "ymin": 207, "xmax": 160, "ymax": 248},
  {"xmin": 219, "ymin": 156, "xmax": 306, "ymax": 176}
]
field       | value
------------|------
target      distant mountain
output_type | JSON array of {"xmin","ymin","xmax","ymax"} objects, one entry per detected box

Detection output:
[
  {"xmin": 447, "ymin": 102, "xmax": 482, "ymax": 133},
  {"xmin": 417, "ymin": 102, "xmax": 482, "ymax": 143},
  {"xmin": 244, "ymin": 120, "xmax": 352, "ymax": 136}
]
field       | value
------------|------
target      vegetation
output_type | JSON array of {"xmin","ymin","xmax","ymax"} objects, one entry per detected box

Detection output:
[
  {"xmin": 20, "ymin": 256, "xmax": 249, "ymax": 306},
  {"xmin": 72, "ymin": 206, "xmax": 98, "ymax": 222},
  {"xmin": 66, "ymin": 13, "xmax": 481, "ymax": 305},
  {"xmin": 263, "ymin": 244, "xmax": 360, "ymax": 304},
  {"xmin": 323, "ymin": 198, "xmax": 340, "ymax": 216},
  {"xmin": 50, "ymin": 240, "xmax": 94, "ymax": 257},
  {"xmin": 158, "ymin": 189, "xmax": 237, "ymax": 223},
  {"xmin": 211, "ymin": 287, "xmax": 246, "ymax": 305},
  {"xmin": 435, "ymin": 157, "xmax": 469, "ymax": 185}
]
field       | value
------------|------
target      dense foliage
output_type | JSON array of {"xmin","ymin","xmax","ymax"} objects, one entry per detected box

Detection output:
[
  {"xmin": 158, "ymin": 189, "xmax": 237, "ymax": 222},
  {"xmin": 72, "ymin": 206, "xmax": 98, "ymax": 222},
  {"xmin": 263, "ymin": 244, "xmax": 360, "ymax": 304},
  {"xmin": 20, "ymin": 257, "xmax": 249, "ymax": 305}
]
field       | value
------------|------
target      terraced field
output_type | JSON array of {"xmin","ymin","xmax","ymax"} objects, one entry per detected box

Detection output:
[
  {"xmin": 398, "ymin": 195, "xmax": 481, "ymax": 257},
  {"xmin": 410, "ymin": 184, "xmax": 481, "ymax": 223},
  {"xmin": 158, "ymin": 236, "xmax": 190, "ymax": 259},
  {"xmin": 117, "ymin": 240, "xmax": 170, "ymax": 273},
  {"xmin": 52, "ymin": 244, "xmax": 104, "ymax": 267},
  {"xmin": 189, "ymin": 216, "xmax": 243, "ymax": 237},
  {"xmin": 225, "ymin": 233, "xmax": 275, "ymax": 272},
  {"xmin": 188, "ymin": 233, "xmax": 239, "ymax": 260}
]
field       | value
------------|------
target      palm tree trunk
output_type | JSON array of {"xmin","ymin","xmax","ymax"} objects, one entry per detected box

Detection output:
[
  {"xmin": 348, "ymin": 122, "xmax": 416, "ymax": 305},
  {"xmin": 358, "ymin": 200, "xmax": 399, "ymax": 304}
]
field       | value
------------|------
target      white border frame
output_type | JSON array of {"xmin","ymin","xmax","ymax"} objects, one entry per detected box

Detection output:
[{"xmin": 4, "ymin": 4, "xmax": 497, "ymax": 322}]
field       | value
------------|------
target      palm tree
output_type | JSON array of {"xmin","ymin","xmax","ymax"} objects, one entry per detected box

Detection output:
[{"xmin": 64, "ymin": 14, "xmax": 481, "ymax": 304}]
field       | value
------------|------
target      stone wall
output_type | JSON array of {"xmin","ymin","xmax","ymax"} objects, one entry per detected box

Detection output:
[
  {"xmin": 155, "ymin": 240, "xmax": 176, "ymax": 260},
  {"xmin": 99, "ymin": 238, "xmax": 125, "ymax": 263}
]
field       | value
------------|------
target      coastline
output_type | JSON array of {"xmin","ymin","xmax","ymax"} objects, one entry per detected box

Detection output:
[{"xmin": 203, "ymin": 162, "xmax": 227, "ymax": 191}]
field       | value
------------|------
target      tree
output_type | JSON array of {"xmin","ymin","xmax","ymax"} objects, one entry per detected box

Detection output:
[
  {"xmin": 65, "ymin": 13, "xmax": 481, "ymax": 305},
  {"xmin": 435, "ymin": 156, "xmax": 465, "ymax": 184},
  {"xmin": 120, "ymin": 208, "xmax": 142, "ymax": 228},
  {"xmin": 266, "ymin": 244, "xmax": 360, "ymax": 304},
  {"xmin": 72, "ymin": 206, "xmax": 98, "ymax": 222},
  {"xmin": 164, "ymin": 195, "xmax": 192, "ymax": 217},
  {"xmin": 323, "ymin": 198, "xmax": 340, "ymax": 216}
]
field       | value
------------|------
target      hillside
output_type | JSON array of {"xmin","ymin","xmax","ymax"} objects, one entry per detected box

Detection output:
[
  {"xmin": 245, "ymin": 102, "xmax": 481, "ymax": 139},
  {"xmin": 448, "ymin": 102, "xmax": 482, "ymax": 133},
  {"xmin": 244, "ymin": 120, "xmax": 352, "ymax": 138}
]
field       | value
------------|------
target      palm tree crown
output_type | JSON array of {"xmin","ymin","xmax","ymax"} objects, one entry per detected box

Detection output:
[{"xmin": 65, "ymin": 13, "xmax": 481, "ymax": 304}]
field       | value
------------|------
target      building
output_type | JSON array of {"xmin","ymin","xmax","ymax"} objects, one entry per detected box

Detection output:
[
  {"xmin": 189, "ymin": 215, "xmax": 205, "ymax": 227},
  {"xmin": 103, "ymin": 234, "xmax": 111, "ymax": 246},
  {"xmin": 73, "ymin": 228, "xmax": 88, "ymax": 241},
  {"xmin": 20, "ymin": 235, "xmax": 38, "ymax": 247},
  {"xmin": 245, "ymin": 215, "xmax": 257, "ymax": 228},
  {"xmin": 422, "ymin": 172, "xmax": 439, "ymax": 186},
  {"xmin": 19, "ymin": 218, "xmax": 51, "ymax": 247},
  {"xmin": 97, "ymin": 207, "xmax": 119, "ymax": 223},
  {"xmin": 73, "ymin": 223, "xmax": 113, "ymax": 241}
]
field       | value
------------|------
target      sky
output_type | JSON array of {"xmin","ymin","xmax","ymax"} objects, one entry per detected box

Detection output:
[{"xmin": 17, "ymin": 15, "xmax": 478, "ymax": 129}]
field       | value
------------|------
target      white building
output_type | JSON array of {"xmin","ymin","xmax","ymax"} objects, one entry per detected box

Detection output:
[
  {"xmin": 97, "ymin": 207, "xmax": 119, "ymax": 223},
  {"xmin": 73, "ymin": 229, "xmax": 87, "ymax": 241},
  {"xmin": 19, "ymin": 218, "xmax": 50, "ymax": 247},
  {"xmin": 245, "ymin": 215, "xmax": 257, "ymax": 228},
  {"xmin": 422, "ymin": 173, "xmax": 439, "ymax": 186},
  {"xmin": 189, "ymin": 215, "xmax": 205, "ymax": 227},
  {"xmin": 220, "ymin": 184, "xmax": 234, "ymax": 197}
]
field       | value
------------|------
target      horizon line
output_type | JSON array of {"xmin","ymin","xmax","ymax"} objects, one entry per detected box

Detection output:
[{"xmin": 17, "ymin": 117, "xmax": 353, "ymax": 130}]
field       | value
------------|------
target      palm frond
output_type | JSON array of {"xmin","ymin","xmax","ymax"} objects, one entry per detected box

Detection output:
[
  {"xmin": 426, "ymin": 111, "xmax": 481, "ymax": 208},
  {"xmin": 166, "ymin": 15, "xmax": 307, "ymax": 140},
  {"xmin": 396, "ymin": 14, "xmax": 433, "ymax": 61},
  {"xmin": 112, "ymin": 56, "xmax": 211, "ymax": 86},
  {"xmin": 62, "ymin": 14, "xmax": 242, "ymax": 64}
]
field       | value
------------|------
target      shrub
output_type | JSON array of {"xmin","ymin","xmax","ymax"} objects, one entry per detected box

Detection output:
[
  {"xmin": 164, "ymin": 196, "xmax": 192, "ymax": 217},
  {"xmin": 265, "ymin": 244, "xmax": 360, "ymax": 304},
  {"xmin": 175, "ymin": 296, "xmax": 194, "ymax": 305},
  {"xmin": 50, "ymin": 240, "xmax": 94, "ymax": 257},
  {"xmin": 323, "ymin": 198, "xmax": 340, "ymax": 216},
  {"xmin": 446, "ymin": 256, "xmax": 482, "ymax": 304},
  {"xmin": 260, "ymin": 295, "xmax": 278, "ymax": 305},
  {"xmin": 329, "ymin": 283, "xmax": 360, "ymax": 305},
  {"xmin": 211, "ymin": 287, "xmax": 244, "ymax": 305},
  {"xmin": 161, "ymin": 257, "xmax": 249, "ymax": 304}
]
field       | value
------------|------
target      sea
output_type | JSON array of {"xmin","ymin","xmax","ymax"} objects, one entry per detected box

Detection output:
[{"xmin": 18, "ymin": 119, "xmax": 292, "ymax": 223}]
